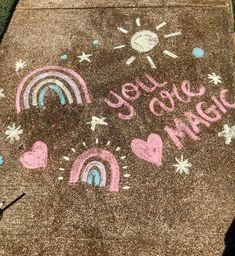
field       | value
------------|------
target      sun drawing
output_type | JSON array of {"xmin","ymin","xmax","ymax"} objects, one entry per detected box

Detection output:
[{"xmin": 114, "ymin": 18, "xmax": 182, "ymax": 70}]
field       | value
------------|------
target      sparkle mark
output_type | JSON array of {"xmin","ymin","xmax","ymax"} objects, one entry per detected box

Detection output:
[
  {"xmin": 163, "ymin": 50, "xmax": 178, "ymax": 59},
  {"xmin": 126, "ymin": 56, "xmax": 136, "ymax": 65},
  {"xmin": 146, "ymin": 56, "xmax": 157, "ymax": 69},
  {"xmin": 113, "ymin": 45, "xmax": 126, "ymax": 49},
  {"xmin": 63, "ymin": 156, "xmax": 70, "ymax": 161},
  {"xmin": 136, "ymin": 17, "xmax": 141, "ymax": 27},
  {"xmin": 156, "ymin": 22, "xmax": 167, "ymax": 30},
  {"xmin": 123, "ymin": 186, "xmax": 131, "ymax": 190}
]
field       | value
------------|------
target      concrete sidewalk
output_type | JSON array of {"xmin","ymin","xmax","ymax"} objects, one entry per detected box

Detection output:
[{"xmin": 0, "ymin": 0, "xmax": 235, "ymax": 255}]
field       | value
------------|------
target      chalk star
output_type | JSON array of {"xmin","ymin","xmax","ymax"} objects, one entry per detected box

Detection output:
[
  {"xmin": 218, "ymin": 124, "xmax": 235, "ymax": 145},
  {"xmin": 15, "ymin": 60, "xmax": 27, "ymax": 72},
  {"xmin": 208, "ymin": 73, "xmax": 222, "ymax": 85},
  {"xmin": 86, "ymin": 116, "xmax": 108, "ymax": 131},
  {"xmin": 173, "ymin": 155, "xmax": 192, "ymax": 175},
  {"xmin": 5, "ymin": 123, "xmax": 23, "ymax": 143},
  {"xmin": 78, "ymin": 52, "xmax": 92, "ymax": 62}
]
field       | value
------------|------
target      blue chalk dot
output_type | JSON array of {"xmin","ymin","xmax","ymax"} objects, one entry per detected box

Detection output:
[
  {"xmin": 193, "ymin": 48, "xmax": 204, "ymax": 58},
  {"xmin": 60, "ymin": 52, "xmax": 68, "ymax": 60},
  {"xmin": 92, "ymin": 39, "xmax": 99, "ymax": 46},
  {"xmin": 0, "ymin": 155, "xmax": 4, "ymax": 166}
]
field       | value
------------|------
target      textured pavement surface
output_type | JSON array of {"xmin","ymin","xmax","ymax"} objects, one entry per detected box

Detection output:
[{"xmin": 0, "ymin": 0, "xmax": 235, "ymax": 255}]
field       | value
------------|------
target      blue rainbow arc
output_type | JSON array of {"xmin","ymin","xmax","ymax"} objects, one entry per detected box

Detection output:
[
  {"xmin": 87, "ymin": 169, "xmax": 101, "ymax": 186},
  {"xmin": 38, "ymin": 84, "xmax": 66, "ymax": 106}
]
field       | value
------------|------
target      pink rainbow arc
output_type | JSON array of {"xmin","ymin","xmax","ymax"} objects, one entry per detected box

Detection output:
[
  {"xmin": 16, "ymin": 66, "xmax": 91, "ymax": 113},
  {"xmin": 69, "ymin": 148, "xmax": 120, "ymax": 192}
]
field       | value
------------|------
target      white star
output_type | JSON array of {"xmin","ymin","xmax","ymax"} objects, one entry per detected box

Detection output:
[
  {"xmin": 15, "ymin": 60, "xmax": 27, "ymax": 72},
  {"xmin": 78, "ymin": 52, "xmax": 92, "ymax": 62},
  {"xmin": 173, "ymin": 155, "xmax": 192, "ymax": 175},
  {"xmin": 86, "ymin": 116, "xmax": 108, "ymax": 131},
  {"xmin": 218, "ymin": 124, "xmax": 235, "ymax": 145},
  {"xmin": 0, "ymin": 89, "xmax": 5, "ymax": 99},
  {"xmin": 5, "ymin": 123, "xmax": 23, "ymax": 143},
  {"xmin": 207, "ymin": 73, "xmax": 222, "ymax": 85}
]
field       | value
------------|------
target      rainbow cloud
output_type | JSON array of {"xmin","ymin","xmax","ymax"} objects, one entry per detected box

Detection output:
[
  {"xmin": 69, "ymin": 148, "xmax": 120, "ymax": 192},
  {"xmin": 16, "ymin": 66, "xmax": 91, "ymax": 113}
]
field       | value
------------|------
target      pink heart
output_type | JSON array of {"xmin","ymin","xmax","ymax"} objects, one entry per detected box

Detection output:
[
  {"xmin": 131, "ymin": 134, "xmax": 163, "ymax": 166},
  {"xmin": 20, "ymin": 141, "xmax": 48, "ymax": 169}
]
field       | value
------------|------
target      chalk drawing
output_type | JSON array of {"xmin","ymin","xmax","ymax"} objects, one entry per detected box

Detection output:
[
  {"xmin": 117, "ymin": 27, "xmax": 128, "ymax": 34},
  {"xmin": 80, "ymin": 161, "xmax": 107, "ymax": 187},
  {"xmin": 163, "ymin": 50, "xmax": 178, "ymax": 59},
  {"xmin": 86, "ymin": 116, "xmax": 108, "ymax": 131},
  {"xmin": 60, "ymin": 52, "xmax": 68, "ymax": 60},
  {"xmin": 5, "ymin": 123, "xmax": 23, "ymax": 143},
  {"xmin": 173, "ymin": 155, "xmax": 192, "ymax": 174},
  {"xmin": 164, "ymin": 32, "xmax": 182, "ymax": 38},
  {"xmin": 192, "ymin": 48, "xmax": 204, "ymax": 58},
  {"xmin": 164, "ymin": 118, "xmax": 200, "ymax": 150},
  {"xmin": 136, "ymin": 17, "xmax": 141, "ymax": 27},
  {"xmin": 92, "ymin": 39, "xmax": 99, "ymax": 45},
  {"xmin": 165, "ymin": 88, "xmax": 235, "ymax": 149},
  {"xmin": 15, "ymin": 66, "xmax": 91, "ymax": 113},
  {"xmin": 122, "ymin": 186, "xmax": 131, "ymax": 190},
  {"xmin": 113, "ymin": 45, "xmax": 126, "ymax": 49},
  {"xmin": 131, "ymin": 30, "xmax": 159, "ymax": 53},
  {"xmin": 15, "ymin": 60, "xmax": 26, "ymax": 72},
  {"xmin": 104, "ymin": 76, "xmax": 205, "ymax": 120},
  {"xmin": 38, "ymin": 84, "xmax": 66, "ymax": 106},
  {"xmin": 156, "ymin": 21, "xmax": 167, "ymax": 30},
  {"xmin": 0, "ymin": 89, "xmax": 5, "ymax": 99},
  {"xmin": 131, "ymin": 134, "xmax": 163, "ymax": 167},
  {"xmin": 69, "ymin": 148, "xmax": 120, "ymax": 192},
  {"xmin": 82, "ymin": 142, "xmax": 88, "ymax": 148},
  {"xmin": 78, "ymin": 52, "xmax": 93, "ymax": 62},
  {"xmin": 218, "ymin": 124, "xmax": 235, "ymax": 145},
  {"xmin": 20, "ymin": 141, "xmax": 48, "ymax": 170},
  {"xmin": 0, "ymin": 155, "xmax": 4, "ymax": 166},
  {"xmin": 208, "ymin": 73, "xmax": 222, "ymax": 85},
  {"xmin": 114, "ymin": 18, "xmax": 182, "ymax": 69},
  {"xmin": 60, "ymin": 138, "xmax": 129, "ymax": 192}
]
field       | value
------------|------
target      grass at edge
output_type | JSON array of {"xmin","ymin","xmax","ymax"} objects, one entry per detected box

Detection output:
[{"xmin": 0, "ymin": 0, "xmax": 18, "ymax": 40}]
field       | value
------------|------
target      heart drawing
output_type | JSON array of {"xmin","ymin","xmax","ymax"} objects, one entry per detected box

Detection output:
[
  {"xmin": 131, "ymin": 134, "xmax": 163, "ymax": 166},
  {"xmin": 20, "ymin": 141, "xmax": 48, "ymax": 169}
]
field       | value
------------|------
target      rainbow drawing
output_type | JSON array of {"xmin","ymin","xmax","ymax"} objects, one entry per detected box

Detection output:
[
  {"xmin": 69, "ymin": 148, "xmax": 120, "ymax": 192},
  {"xmin": 16, "ymin": 66, "xmax": 91, "ymax": 113}
]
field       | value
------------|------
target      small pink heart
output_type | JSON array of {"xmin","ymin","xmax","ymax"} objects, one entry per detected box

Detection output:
[
  {"xmin": 20, "ymin": 141, "xmax": 48, "ymax": 169},
  {"xmin": 131, "ymin": 134, "xmax": 163, "ymax": 166}
]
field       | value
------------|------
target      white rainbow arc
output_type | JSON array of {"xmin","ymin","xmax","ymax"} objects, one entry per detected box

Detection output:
[{"xmin": 16, "ymin": 66, "xmax": 91, "ymax": 113}]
